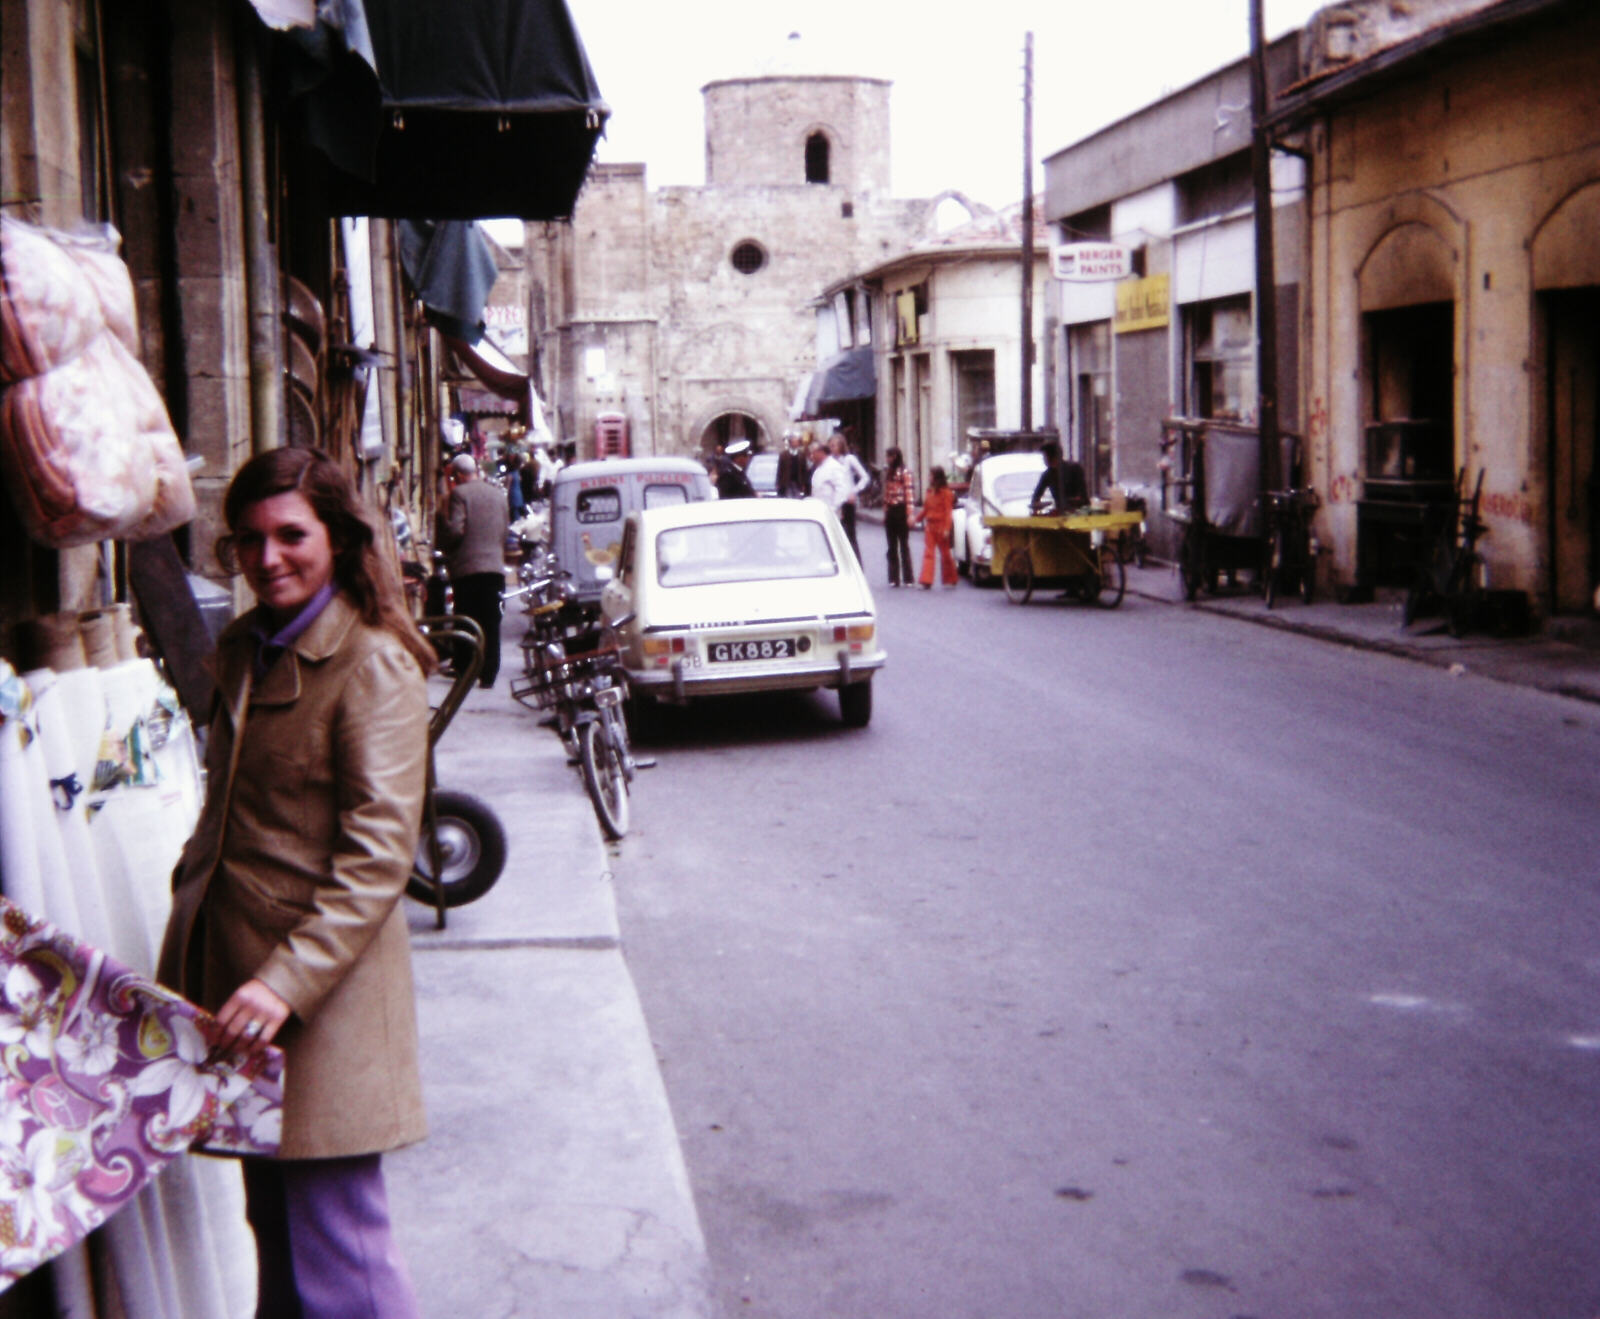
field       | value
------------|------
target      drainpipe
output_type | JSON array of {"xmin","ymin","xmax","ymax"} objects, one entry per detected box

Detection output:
[
  {"xmin": 1020, "ymin": 31, "xmax": 1035, "ymax": 435},
  {"xmin": 237, "ymin": 19, "xmax": 281, "ymax": 455},
  {"xmin": 1249, "ymin": 0, "xmax": 1281, "ymax": 508}
]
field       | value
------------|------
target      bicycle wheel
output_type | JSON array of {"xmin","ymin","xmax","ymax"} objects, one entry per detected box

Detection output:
[
  {"xmin": 407, "ymin": 790, "xmax": 507, "ymax": 908},
  {"xmin": 607, "ymin": 703, "xmax": 636, "ymax": 784},
  {"xmin": 1179, "ymin": 531, "xmax": 1202, "ymax": 602},
  {"xmin": 1403, "ymin": 567, "xmax": 1429, "ymax": 626},
  {"xmin": 1002, "ymin": 548, "xmax": 1034, "ymax": 604},
  {"xmin": 1096, "ymin": 545, "xmax": 1126, "ymax": 608},
  {"xmin": 578, "ymin": 719, "xmax": 630, "ymax": 840},
  {"xmin": 1264, "ymin": 526, "xmax": 1284, "ymax": 610}
]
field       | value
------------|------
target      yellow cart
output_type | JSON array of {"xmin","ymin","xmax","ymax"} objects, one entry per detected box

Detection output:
[{"xmin": 985, "ymin": 510, "xmax": 1144, "ymax": 606}]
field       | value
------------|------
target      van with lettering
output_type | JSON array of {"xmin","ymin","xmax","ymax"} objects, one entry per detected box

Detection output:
[{"xmin": 548, "ymin": 457, "xmax": 714, "ymax": 609}]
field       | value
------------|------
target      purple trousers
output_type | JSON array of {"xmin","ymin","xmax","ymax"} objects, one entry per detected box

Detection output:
[{"xmin": 242, "ymin": 1155, "xmax": 421, "ymax": 1319}]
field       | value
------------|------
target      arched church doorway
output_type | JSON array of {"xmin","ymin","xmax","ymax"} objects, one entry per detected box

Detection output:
[{"xmin": 699, "ymin": 410, "xmax": 766, "ymax": 455}]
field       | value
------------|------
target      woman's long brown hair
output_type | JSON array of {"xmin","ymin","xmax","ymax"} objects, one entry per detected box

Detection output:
[{"xmin": 217, "ymin": 447, "xmax": 438, "ymax": 675}]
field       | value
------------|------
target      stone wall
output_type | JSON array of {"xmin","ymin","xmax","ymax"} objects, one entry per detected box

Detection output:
[
  {"xmin": 533, "ymin": 73, "xmax": 931, "ymax": 459},
  {"xmin": 703, "ymin": 75, "xmax": 890, "ymax": 194}
]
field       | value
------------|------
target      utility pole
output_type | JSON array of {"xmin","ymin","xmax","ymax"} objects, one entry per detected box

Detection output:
[
  {"xmin": 1021, "ymin": 31, "xmax": 1035, "ymax": 435},
  {"xmin": 1249, "ymin": 0, "xmax": 1281, "ymax": 513}
]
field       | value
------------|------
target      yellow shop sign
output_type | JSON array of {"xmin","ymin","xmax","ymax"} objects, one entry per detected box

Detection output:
[{"xmin": 1114, "ymin": 274, "xmax": 1170, "ymax": 334}]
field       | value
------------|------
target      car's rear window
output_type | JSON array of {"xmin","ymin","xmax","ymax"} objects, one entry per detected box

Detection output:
[
  {"xmin": 656, "ymin": 519, "xmax": 838, "ymax": 588},
  {"xmin": 576, "ymin": 487, "xmax": 622, "ymax": 523},
  {"xmin": 643, "ymin": 483, "xmax": 690, "ymax": 509},
  {"xmin": 991, "ymin": 470, "xmax": 1042, "ymax": 503}
]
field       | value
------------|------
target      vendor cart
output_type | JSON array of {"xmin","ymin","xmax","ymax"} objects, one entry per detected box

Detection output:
[{"xmin": 986, "ymin": 509, "xmax": 1144, "ymax": 606}]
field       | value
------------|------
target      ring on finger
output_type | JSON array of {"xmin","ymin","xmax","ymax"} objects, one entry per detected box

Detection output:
[{"xmin": 242, "ymin": 1020, "xmax": 263, "ymax": 1039}]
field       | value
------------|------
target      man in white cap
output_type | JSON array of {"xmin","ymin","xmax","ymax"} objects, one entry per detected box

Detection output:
[
  {"xmin": 717, "ymin": 438, "xmax": 757, "ymax": 500},
  {"xmin": 438, "ymin": 453, "xmax": 509, "ymax": 687}
]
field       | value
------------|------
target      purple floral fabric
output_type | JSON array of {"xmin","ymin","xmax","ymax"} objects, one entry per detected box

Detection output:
[{"xmin": 0, "ymin": 896, "xmax": 283, "ymax": 1290}]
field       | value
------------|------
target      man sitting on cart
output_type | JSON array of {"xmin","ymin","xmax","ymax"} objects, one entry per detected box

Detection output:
[{"xmin": 1030, "ymin": 441, "xmax": 1089, "ymax": 516}]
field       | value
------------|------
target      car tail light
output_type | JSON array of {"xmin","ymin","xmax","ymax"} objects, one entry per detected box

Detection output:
[
  {"xmin": 831, "ymin": 622, "xmax": 874, "ymax": 651},
  {"xmin": 642, "ymin": 635, "xmax": 687, "ymax": 667}
]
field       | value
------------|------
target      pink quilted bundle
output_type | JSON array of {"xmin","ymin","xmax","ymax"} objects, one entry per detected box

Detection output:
[{"xmin": 0, "ymin": 217, "xmax": 195, "ymax": 548}]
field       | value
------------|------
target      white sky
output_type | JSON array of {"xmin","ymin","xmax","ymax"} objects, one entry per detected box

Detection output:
[{"xmin": 562, "ymin": 0, "xmax": 1330, "ymax": 208}]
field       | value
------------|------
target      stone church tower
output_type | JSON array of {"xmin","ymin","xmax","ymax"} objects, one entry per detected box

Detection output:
[{"xmin": 529, "ymin": 40, "xmax": 931, "ymax": 459}]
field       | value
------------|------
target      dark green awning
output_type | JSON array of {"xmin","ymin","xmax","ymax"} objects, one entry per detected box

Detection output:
[{"xmin": 282, "ymin": 0, "xmax": 608, "ymax": 220}]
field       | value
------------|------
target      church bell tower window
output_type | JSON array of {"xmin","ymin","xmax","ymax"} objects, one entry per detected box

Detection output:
[{"xmin": 805, "ymin": 132, "xmax": 831, "ymax": 184}]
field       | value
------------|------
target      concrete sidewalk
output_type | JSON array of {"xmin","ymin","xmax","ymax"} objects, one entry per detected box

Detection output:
[
  {"xmin": 385, "ymin": 646, "xmax": 712, "ymax": 1318},
  {"xmin": 1121, "ymin": 559, "xmax": 1600, "ymax": 705}
]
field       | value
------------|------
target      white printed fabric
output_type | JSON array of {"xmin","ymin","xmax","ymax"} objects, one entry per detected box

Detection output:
[{"xmin": 0, "ymin": 897, "xmax": 283, "ymax": 1293}]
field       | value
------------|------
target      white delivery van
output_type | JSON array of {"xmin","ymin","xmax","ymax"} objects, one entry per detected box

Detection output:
[{"xmin": 548, "ymin": 457, "xmax": 714, "ymax": 609}]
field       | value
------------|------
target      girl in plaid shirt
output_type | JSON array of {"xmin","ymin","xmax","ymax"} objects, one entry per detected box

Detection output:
[{"xmin": 881, "ymin": 448, "xmax": 915, "ymax": 586}]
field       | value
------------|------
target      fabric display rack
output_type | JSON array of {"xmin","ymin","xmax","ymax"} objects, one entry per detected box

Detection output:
[{"xmin": 0, "ymin": 610, "xmax": 259, "ymax": 1317}]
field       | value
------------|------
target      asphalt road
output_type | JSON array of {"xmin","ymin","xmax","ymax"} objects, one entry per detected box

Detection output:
[{"xmin": 611, "ymin": 523, "xmax": 1600, "ymax": 1319}]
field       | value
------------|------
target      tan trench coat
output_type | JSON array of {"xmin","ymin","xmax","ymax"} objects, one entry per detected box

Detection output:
[{"xmin": 158, "ymin": 593, "xmax": 429, "ymax": 1159}]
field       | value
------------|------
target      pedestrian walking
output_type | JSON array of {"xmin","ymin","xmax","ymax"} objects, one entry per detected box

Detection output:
[
  {"xmin": 830, "ymin": 431, "xmax": 871, "ymax": 560},
  {"xmin": 777, "ymin": 431, "xmax": 810, "ymax": 497},
  {"xmin": 506, "ymin": 452, "xmax": 528, "ymax": 523},
  {"xmin": 913, "ymin": 465, "xmax": 958, "ymax": 588},
  {"xmin": 882, "ymin": 447, "xmax": 914, "ymax": 587},
  {"xmin": 809, "ymin": 439, "xmax": 854, "ymax": 550},
  {"xmin": 438, "ymin": 452, "xmax": 510, "ymax": 688},
  {"xmin": 158, "ymin": 447, "xmax": 433, "ymax": 1319}
]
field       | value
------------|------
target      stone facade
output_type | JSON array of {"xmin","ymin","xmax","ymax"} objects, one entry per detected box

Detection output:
[
  {"xmin": 530, "ymin": 70, "xmax": 933, "ymax": 461},
  {"xmin": 1289, "ymin": 0, "xmax": 1600, "ymax": 611}
]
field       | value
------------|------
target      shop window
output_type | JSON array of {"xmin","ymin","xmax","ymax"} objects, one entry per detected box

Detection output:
[
  {"xmin": 1185, "ymin": 296, "xmax": 1254, "ymax": 421},
  {"xmin": 1070, "ymin": 321, "xmax": 1113, "ymax": 491},
  {"xmin": 74, "ymin": 0, "xmax": 109, "ymax": 222},
  {"xmin": 894, "ymin": 283, "xmax": 927, "ymax": 347},
  {"xmin": 951, "ymin": 350, "xmax": 996, "ymax": 441},
  {"xmin": 1363, "ymin": 302, "xmax": 1454, "ymax": 485},
  {"xmin": 805, "ymin": 132, "xmax": 830, "ymax": 184},
  {"xmin": 1061, "ymin": 204, "xmax": 1110, "ymax": 243},
  {"xmin": 1176, "ymin": 151, "xmax": 1252, "ymax": 226}
]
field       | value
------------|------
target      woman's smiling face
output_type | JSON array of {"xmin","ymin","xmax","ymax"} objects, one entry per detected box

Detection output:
[{"xmin": 234, "ymin": 491, "xmax": 335, "ymax": 620}]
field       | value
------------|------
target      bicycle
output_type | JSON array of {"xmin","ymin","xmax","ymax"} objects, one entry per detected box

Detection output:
[
  {"xmin": 507, "ymin": 567, "xmax": 636, "ymax": 840},
  {"xmin": 1111, "ymin": 487, "xmax": 1150, "ymax": 568},
  {"xmin": 1262, "ymin": 486, "xmax": 1320, "ymax": 609},
  {"xmin": 1403, "ymin": 468, "xmax": 1488, "ymax": 636}
]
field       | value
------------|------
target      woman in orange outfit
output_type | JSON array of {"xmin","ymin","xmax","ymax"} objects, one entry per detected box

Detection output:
[{"xmin": 912, "ymin": 466, "xmax": 958, "ymax": 588}]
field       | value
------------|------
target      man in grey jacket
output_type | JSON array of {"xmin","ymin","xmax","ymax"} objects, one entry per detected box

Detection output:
[{"xmin": 438, "ymin": 453, "xmax": 509, "ymax": 687}]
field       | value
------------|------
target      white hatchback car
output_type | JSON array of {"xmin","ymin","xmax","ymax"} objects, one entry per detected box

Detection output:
[
  {"xmin": 951, "ymin": 451, "xmax": 1046, "ymax": 584},
  {"xmin": 600, "ymin": 498, "xmax": 886, "ymax": 726}
]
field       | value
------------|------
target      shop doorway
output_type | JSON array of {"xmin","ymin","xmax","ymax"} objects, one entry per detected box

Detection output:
[
  {"xmin": 1543, "ymin": 287, "xmax": 1600, "ymax": 613},
  {"xmin": 1356, "ymin": 301, "xmax": 1456, "ymax": 585}
]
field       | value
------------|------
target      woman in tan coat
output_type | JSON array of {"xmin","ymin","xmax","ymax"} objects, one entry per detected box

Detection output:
[{"xmin": 159, "ymin": 447, "xmax": 435, "ymax": 1317}]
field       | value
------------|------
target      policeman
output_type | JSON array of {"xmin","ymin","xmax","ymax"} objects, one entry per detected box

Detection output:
[{"xmin": 717, "ymin": 438, "xmax": 758, "ymax": 499}]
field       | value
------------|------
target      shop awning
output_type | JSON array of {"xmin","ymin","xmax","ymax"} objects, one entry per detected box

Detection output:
[
  {"xmin": 445, "ymin": 332, "xmax": 535, "ymax": 425},
  {"xmin": 397, "ymin": 220, "xmax": 498, "ymax": 342},
  {"xmin": 804, "ymin": 347, "xmax": 876, "ymax": 415},
  {"xmin": 282, "ymin": 0, "xmax": 608, "ymax": 220}
]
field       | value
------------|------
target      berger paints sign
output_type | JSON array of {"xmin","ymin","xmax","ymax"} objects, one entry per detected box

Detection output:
[
  {"xmin": 1115, "ymin": 274, "xmax": 1170, "ymax": 334},
  {"xmin": 1052, "ymin": 243, "xmax": 1132, "ymax": 282}
]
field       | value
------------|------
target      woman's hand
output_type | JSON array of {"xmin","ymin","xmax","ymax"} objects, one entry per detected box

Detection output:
[{"xmin": 212, "ymin": 978, "xmax": 291, "ymax": 1060}]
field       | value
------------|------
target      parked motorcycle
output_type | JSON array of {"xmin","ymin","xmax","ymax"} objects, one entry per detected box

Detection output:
[{"xmin": 506, "ymin": 562, "xmax": 638, "ymax": 841}]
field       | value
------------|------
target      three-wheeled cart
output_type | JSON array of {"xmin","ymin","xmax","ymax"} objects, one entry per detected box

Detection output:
[{"xmin": 985, "ymin": 509, "xmax": 1144, "ymax": 606}]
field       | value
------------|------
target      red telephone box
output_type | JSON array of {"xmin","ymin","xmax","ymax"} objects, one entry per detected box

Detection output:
[{"xmin": 595, "ymin": 411, "xmax": 630, "ymax": 458}]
